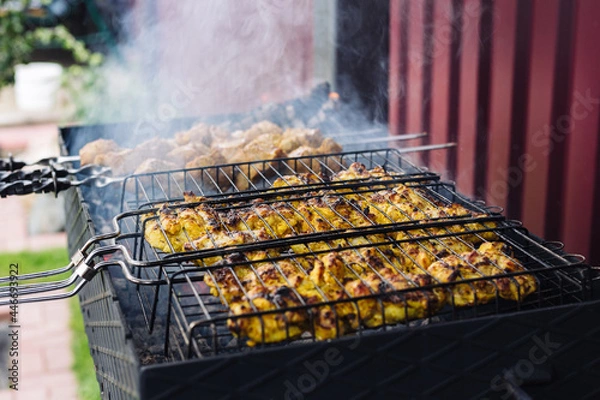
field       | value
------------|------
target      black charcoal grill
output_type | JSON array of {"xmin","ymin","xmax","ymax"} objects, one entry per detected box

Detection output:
[{"xmin": 9, "ymin": 87, "xmax": 595, "ymax": 399}]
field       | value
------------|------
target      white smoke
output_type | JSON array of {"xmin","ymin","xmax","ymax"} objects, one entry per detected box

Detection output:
[{"xmin": 82, "ymin": 0, "xmax": 315, "ymax": 125}]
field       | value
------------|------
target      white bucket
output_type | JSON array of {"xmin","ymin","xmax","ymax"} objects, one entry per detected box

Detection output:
[{"xmin": 14, "ymin": 62, "xmax": 63, "ymax": 112}]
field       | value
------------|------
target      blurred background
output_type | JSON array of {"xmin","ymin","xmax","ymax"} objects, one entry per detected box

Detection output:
[
  {"xmin": 1, "ymin": 3, "xmax": 131, "ymax": 399},
  {"xmin": 0, "ymin": 0, "xmax": 598, "ymax": 399}
]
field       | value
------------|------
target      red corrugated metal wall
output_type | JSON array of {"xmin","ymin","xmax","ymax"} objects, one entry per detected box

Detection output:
[{"xmin": 389, "ymin": 0, "xmax": 600, "ymax": 265}]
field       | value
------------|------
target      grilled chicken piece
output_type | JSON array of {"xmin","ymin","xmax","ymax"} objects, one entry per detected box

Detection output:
[
  {"xmin": 232, "ymin": 133, "xmax": 284, "ymax": 162},
  {"xmin": 330, "ymin": 164, "xmax": 499, "ymax": 243},
  {"xmin": 225, "ymin": 126, "xmax": 341, "ymax": 188},
  {"xmin": 211, "ymin": 138, "xmax": 246, "ymax": 161},
  {"xmin": 229, "ymin": 133, "xmax": 284, "ymax": 161},
  {"xmin": 278, "ymin": 128, "xmax": 323, "ymax": 155},
  {"xmin": 354, "ymin": 268, "xmax": 444, "ymax": 327},
  {"xmin": 144, "ymin": 193, "xmax": 224, "ymax": 253},
  {"xmin": 280, "ymin": 128, "xmax": 323, "ymax": 149},
  {"xmin": 317, "ymin": 137, "xmax": 343, "ymax": 154},
  {"xmin": 143, "ymin": 205, "xmax": 189, "ymax": 253},
  {"xmin": 130, "ymin": 159, "xmax": 183, "ymax": 191},
  {"xmin": 166, "ymin": 143, "xmax": 211, "ymax": 168},
  {"xmin": 130, "ymin": 138, "xmax": 178, "ymax": 161},
  {"xmin": 313, "ymin": 250, "xmax": 444, "ymax": 336},
  {"xmin": 227, "ymin": 286, "xmax": 307, "ymax": 346},
  {"xmin": 332, "ymin": 162, "xmax": 389, "ymax": 182},
  {"xmin": 427, "ymin": 254, "xmax": 497, "ymax": 307},
  {"xmin": 426, "ymin": 242, "xmax": 536, "ymax": 306},
  {"xmin": 174, "ymin": 123, "xmax": 229, "ymax": 147},
  {"xmin": 242, "ymin": 202, "xmax": 304, "ymax": 237},
  {"xmin": 214, "ymin": 254, "xmax": 362, "ymax": 343},
  {"xmin": 389, "ymin": 232, "xmax": 474, "ymax": 272},
  {"xmin": 134, "ymin": 159, "xmax": 179, "ymax": 175},
  {"xmin": 205, "ymin": 265, "xmax": 250, "ymax": 301},
  {"xmin": 209, "ymin": 258, "xmax": 314, "ymax": 345},
  {"xmin": 93, "ymin": 149, "xmax": 137, "ymax": 176},
  {"xmin": 272, "ymin": 173, "xmax": 324, "ymax": 188},
  {"xmin": 185, "ymin": 150, "xmax": 232, "ymax": 190},
  {"xmin": 230, "ymin": 145, "xmax": 287, "ymax": 191},
  {"xmin": 79, "ymin": 139, "xmax": 122, "ymax": 166},
  {"xmin": 286, "ymin": 139, "xmax": 344, "ymax": 175},
  {"xmin": 207, "ymin": 258, "xmax": 311, "ymax": 302},
  {"xmin": 233, "ymin": 120, "xmax": 283, "ymax": 143},
  {"xmin": 468, "ymin": 245, "xmax": 537, "ymax": 300},
  {"xmin": 144, "ymin": 196, "xmax": 209, "ymax": 254},
  {"xmin": 286, "ymin": 145, "xmax": 318, "ymax": 159},
  {"xmin": 329, "ymin": 164, "xmax": 396, "ymax": 202},
  {"xmin": 184, "ymin": 229, "xmax": 275, "ymax": 266}
]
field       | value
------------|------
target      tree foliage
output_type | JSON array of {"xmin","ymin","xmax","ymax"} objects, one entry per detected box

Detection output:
[{"xmin": 0, "ymin": 0, "xmax": 102, "ymax": 88}]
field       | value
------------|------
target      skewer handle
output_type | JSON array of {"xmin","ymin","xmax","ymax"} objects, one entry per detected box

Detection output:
[
  {"xmin": 0, "ymin": 178, "xmax": 72, "ymax": 197},
  {"xmin": 0, "ymin": 156, "xmax": 27, "ymax": 171},
  {"xmin": 0, "ymin": 155, "xmax": 81, "ymax": 171}
]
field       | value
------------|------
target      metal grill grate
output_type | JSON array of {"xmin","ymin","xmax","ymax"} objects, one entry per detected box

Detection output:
[{"xmin": 100, "ymin": 148, "xmax": 590, "ymax": 362}]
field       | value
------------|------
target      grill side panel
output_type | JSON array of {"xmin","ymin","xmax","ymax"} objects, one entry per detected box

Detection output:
[
  {"xmin": 61, "ymin": 123, "xmax": 142, "ymax": 400},
  {"xmin": 78, "ymin": 270, "xmax": 140, "ymax": 400},
  {"xmin": 63, "ymin": 185, "xmax": 141, "ymax": 399},
  {"xmin": 140, "ymin": 299, "xmax": 600, "ymax": 400}
]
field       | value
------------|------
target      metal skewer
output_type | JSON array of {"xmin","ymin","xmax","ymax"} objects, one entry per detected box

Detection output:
[
  {"xmin": 395, "ymin": 142, "xmax": 456, "ymax": 153},
  {"xmin": 348, "ymin": 132, "xmax": 427, "ymax": 144},
  {"xmin": 328, "ymin": 130, "xmax": 425, "ymax": 140}
]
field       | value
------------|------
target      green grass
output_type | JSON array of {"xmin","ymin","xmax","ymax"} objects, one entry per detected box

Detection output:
[
  {"xmin": 70, "ymin": 296, "xmax": 102, "ymax": 400},
  {"xmin": 0, "ymin": 248, "xmax": 101, "ymax": 400},
  {"xmin": 0, "ymin": 248, "xmax": 72, "ymax": 284}
]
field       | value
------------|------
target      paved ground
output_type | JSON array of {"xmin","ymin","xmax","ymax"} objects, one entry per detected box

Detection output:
[
  {"xmin": 0, "ymin": 124, "xmax": 67, "ymax": 252},
  {"xmin": 0, "ymin": 302, "xmax": 78, "ymax": 400},
  {"xmin": 0, "ymin": 123, "xmax": 79, "ymax": 400}
]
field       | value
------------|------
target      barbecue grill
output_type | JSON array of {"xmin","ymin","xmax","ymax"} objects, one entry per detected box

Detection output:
[
  {"xmin": 59, "ymin": 126, "xmax": 600, "ymax": 399},
  {"xmin": 3, "ymin": 87, "xmax": 599, "ymax": 400}
]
